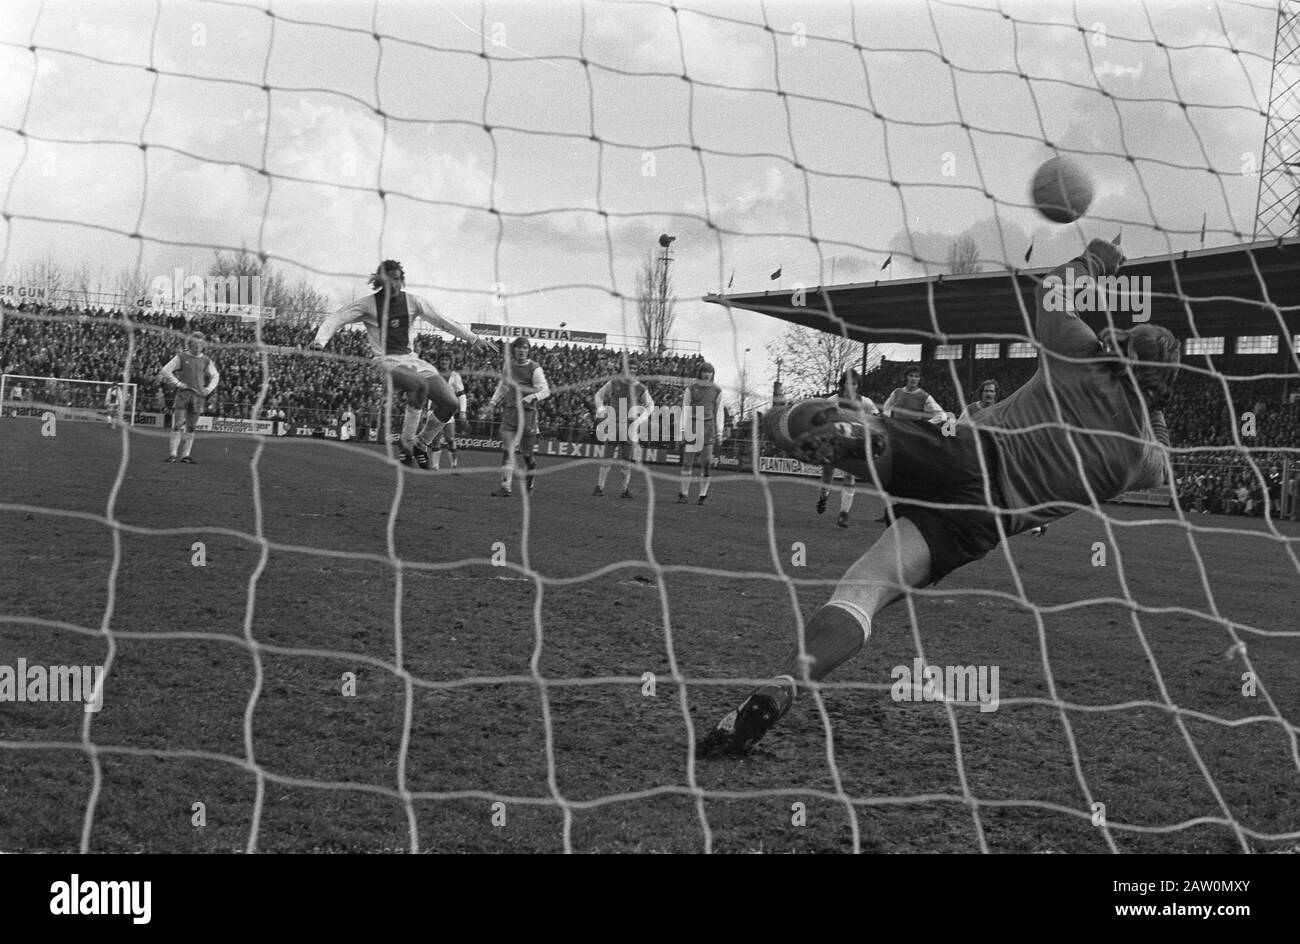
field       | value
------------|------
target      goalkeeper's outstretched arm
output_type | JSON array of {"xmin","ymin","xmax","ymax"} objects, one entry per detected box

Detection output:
[{"xmin": 1035, "ymin": 236, "xmax": 1125, "ymax": 355}]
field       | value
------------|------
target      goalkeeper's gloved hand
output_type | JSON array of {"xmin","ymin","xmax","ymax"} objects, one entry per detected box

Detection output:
[{"xmin": 1084, "ymin": 238, "xmax": 1125, "ymax": 277}]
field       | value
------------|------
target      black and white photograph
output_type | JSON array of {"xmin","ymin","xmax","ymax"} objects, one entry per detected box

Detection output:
[{"xmin": 1, "ymin": 0, "xmax": 1297, "ymax": 878}]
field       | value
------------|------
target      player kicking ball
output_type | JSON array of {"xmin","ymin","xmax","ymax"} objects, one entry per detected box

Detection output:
[
  {"xmin": 698, "ymin": 237, "xmax": 1179, "ymax": 757},
  {"xmin": 310, "ymin": 260, "xmax": 496, "ymax": 468},
  {"xmin": 489, "ymin": 337, "xmax": 550, "ymax": 496},
  {"xmin": 815, "ymin": 369, "xmax": 879, "ymax": 527},
  {"xmin": 677, "ymin": 362, "xmax": 722, "ymax": 505},
  {"xmin": 161, "ymin": 332, "xmax": 220, "ymax": 464}
]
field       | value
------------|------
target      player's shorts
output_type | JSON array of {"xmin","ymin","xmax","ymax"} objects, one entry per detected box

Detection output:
[
  {"xmin": 880, "ymin": 418, "xmax": 1012, "ymax": 585},
  {"xmin": 609, "ymin": 437, "xmax": 641, "ymax": 461},
  {"xmin": 172, "ymin": 389, "xmax": 204, "ymax": 423},
  {"xmin": 501, "ymin": 423, "xmax": 537, "ymax": 452},
  {"xmin": 680, "ymin": 435, "xmax": 717, "ymax": 460},
  {"xmin": 503, "ymin": 408, "xmax": 540, "ymax": 435},
  {"xmin": 377, "ymin": 352, "xmax": 440, "ymax": 377}
]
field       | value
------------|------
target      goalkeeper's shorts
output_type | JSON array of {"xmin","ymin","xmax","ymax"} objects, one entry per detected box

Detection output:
[{"xmin": 881, "ymin": 418, "xmax": 1012, "ymax": 585}]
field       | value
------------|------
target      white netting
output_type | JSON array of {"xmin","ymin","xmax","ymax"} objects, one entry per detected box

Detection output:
[{"xmin": 1, "ymin": 0, "xmax": 1298, "ymax": 853}]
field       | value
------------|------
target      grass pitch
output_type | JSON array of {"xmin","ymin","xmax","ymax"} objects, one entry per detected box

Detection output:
[{"xmin": 2, "ymin": 418, "xmax": 1298, "ymax": 853}]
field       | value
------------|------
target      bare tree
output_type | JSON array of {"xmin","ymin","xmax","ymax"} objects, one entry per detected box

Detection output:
[
  {"xmin": 209, "ymin": 249, "xmax": 328, "ymax": 320},
  {"xmin": 731, "ymin": 356, "xmax": 759, "ymax": 423},
  {"xmin": 946, "ymin": 235, "xmax": 982, "ymax": 274},
  {"xmin": 15, "ymin": 254, "xmax": 66, "ymax": 307},
  {"xmin": 636, "ymin": 248, "xmax": 676, "ymax": 356},
  {"xmin": 281, "ymin": 278, "xmax": 331, "ymax": 321},
  {"xmin": 115, "ymin": 266, "xmax": 151, "ymax": 309},
  {"xmin": 765, "ymin": 325, "xmax": 874, "ymax": 398}
]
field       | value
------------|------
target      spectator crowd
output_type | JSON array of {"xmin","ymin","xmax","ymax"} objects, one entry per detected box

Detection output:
[{"xmin": 0, "ymin": 302, "xmax": 707, "ymax": 445}]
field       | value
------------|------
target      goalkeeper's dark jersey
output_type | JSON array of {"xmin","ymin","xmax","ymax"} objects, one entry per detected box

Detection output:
[{"xmin": 978, "ymin": 254, "xmax": 1166, "ymax": 531}]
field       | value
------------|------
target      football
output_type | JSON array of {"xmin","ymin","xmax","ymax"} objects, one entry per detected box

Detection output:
[{"xmin": 1030, "ymin": 156, "xmax": 1093, "ymax": 223}]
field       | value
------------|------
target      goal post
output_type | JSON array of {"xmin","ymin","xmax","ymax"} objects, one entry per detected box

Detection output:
[{"xmin": 0, "ymin": 374, "xmax": 137, "ymax": 427}]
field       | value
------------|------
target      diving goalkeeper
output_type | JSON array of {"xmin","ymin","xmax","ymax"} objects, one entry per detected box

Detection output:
[{"xmin": 698, "ymin": 237, "xmax": 1180, "ymax": 757}]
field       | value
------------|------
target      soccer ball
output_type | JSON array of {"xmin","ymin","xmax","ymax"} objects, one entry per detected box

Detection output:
[{"xmin": 1030, "ymin": 157, "xmax": 1093, "ymax": 223}]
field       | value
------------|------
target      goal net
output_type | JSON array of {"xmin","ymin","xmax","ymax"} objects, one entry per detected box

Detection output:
[
  {"xmin": 1, "ymin": 374, "xmax": 137, "ymax": 427},
  {"xmin": 1, "ymin": 0, "xmax": 1297, "ymax": 856}
]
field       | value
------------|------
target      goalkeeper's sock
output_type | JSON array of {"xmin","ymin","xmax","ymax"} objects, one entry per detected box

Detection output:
[
  {"xmin": 597, "ymin": 463, "xmax": 611, "ymax": 489},
  {"xmin": 679, "ymin": 464, "xmax": 691, "ymax": 495},
  {"xmin": 179, "ymin": 431, "xmax": 195, "ymax": 458},
  {"xmin": 431, "ymin": 447, "xmax": 442, "ymax": 470},
  {"xmin": 500, "ymin": 458, "xmax": 514, "ymax": 490},
  {"xmin": 840, "ymin": 489, "xmax": 854, "ymax": 515},
  {"xmin": 400, "ymin": 406, "xmax": 421, "ymax": 449},
  {"xmin": 778, "ymin": 601, "xmax": 872, "ymax": 688},
  {"xmin": 168, "ymin": 431, "xmax": 181, "ymax": 457},
  {"xmin": 699, "ymin": 476, "xmax": 711, "ymax": 498}
]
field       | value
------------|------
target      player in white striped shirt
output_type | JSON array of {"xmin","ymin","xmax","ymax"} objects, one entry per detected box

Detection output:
[{"xmin": 310, "ymin": 260, "xmax": 496, "ymax": 467}]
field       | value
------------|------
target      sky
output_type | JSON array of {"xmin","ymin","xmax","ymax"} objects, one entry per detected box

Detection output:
[{"xmin": 0, "ymin": 0, "xmax": 1284, "ymax": 405}]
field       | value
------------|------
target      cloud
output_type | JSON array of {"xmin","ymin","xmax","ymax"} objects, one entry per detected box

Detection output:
[{"xmin": 586, "ymin": 3, "xmax": 770, "ymax": 90}]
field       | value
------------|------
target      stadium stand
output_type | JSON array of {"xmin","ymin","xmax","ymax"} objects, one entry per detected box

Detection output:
[{"xmin": 0, "ymin": 301, "xmax": 707, "ymax": 445}]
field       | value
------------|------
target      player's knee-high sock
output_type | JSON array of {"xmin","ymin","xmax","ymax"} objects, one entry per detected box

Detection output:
[
  {"xmin": 500, "ymin": 453, "xmax": 514, "ymax": 490},
  {"xmin": 840, "ymin": 488, "xmax": 854, "ymax": 514},
  {"xmin": 621, "ymin": 462, "xmax": 633, "ymax": 491},
  {"xmin": 525, "ymin": 456, "xmax": 536, "ymax": 488},
  {"xmin": 431, "ymin": 444, "xmax": 442, "ymax": 470},
  {"xmin": 180, "ymin": 430, "xmax": 195, "ymax": 458},
  {"xmin": 699, "ymin": 470, "xmax": 711, "ymax": 498},
  {"xmin": 597, "ymin": 463, "xmax": 611, "ymax": 489},
  {"xmin": 400, "ymin": 406, "xmax": 422, "ymax": 449},
  {"xmin": 678, "ymin": 462, "xmax": 691, "ymax": 497},
  {"xmin": 169, "ymin": 430, "xmax": 182, "ymax": 457},
  {"xmin": 771, "ymin": 601, "xmax": 872, "ymax": 709}
]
